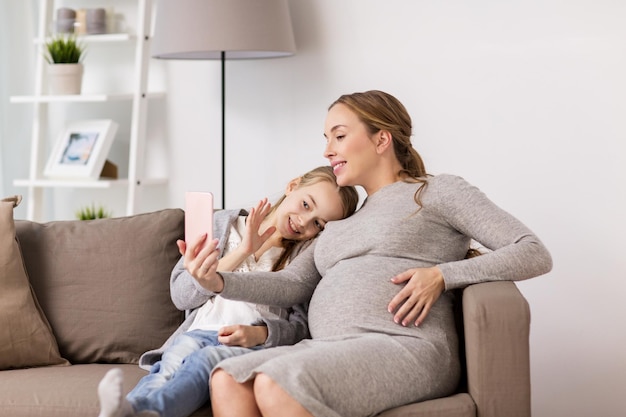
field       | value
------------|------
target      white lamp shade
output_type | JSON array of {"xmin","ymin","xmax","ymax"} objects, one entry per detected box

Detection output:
[{"xmin": 152, "ymin": 0, "xmax": 296, "ymax": 59}]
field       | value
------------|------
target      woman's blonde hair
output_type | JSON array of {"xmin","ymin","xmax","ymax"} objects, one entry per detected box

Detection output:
[
  {"xmin": 330, "ymin": 90, "xmax": 428, "ymax": 206},
  {"xmin": 270, "ymin": 165, "xmax": 359, "ymax": 270}
]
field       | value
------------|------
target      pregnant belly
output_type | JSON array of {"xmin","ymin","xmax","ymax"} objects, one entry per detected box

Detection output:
[{"xmin": 308, "ymin": 257, "xmax": 443, "ymax": 339}]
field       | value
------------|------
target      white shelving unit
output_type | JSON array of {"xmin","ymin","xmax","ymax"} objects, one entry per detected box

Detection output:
[{"xmin": 10, "ymin": 0, "xmax": 166, "ymax": 221}]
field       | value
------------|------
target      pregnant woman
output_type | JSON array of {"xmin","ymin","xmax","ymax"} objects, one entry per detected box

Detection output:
[{"xmin": 182, "ymin": 90, "xmax": 553, "ymax": 417}]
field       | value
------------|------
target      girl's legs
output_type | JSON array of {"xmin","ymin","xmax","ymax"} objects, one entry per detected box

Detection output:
[
  {"xmin": 129, "ymin": 330, "xmax": 217, "ymax": 402},
  {"xmin": 132, "ymin": 344, "xmax": 255, "ymax": 417},
  {"xmin": 99, "ymin": 330, "xmax": 225, "ymax": 417},
  {"xmin": 98, "ymin": 368, "xmax": 135, "ymax": 417}
]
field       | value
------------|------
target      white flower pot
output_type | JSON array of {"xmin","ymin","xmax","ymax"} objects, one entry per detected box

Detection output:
[{"xmin": 47, "ymin": 63, "xmax": 83, "ymax": 95}]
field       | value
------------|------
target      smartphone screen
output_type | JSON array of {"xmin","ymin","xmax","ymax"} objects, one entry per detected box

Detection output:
[{"xmin": 185, "ymin": 191, "xmax": 214, "ymax": 246}]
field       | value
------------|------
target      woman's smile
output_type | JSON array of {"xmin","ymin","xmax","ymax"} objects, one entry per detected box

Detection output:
[{"xmin": 331, "ymin": 161, "xmax": 347, "ymax": 176}]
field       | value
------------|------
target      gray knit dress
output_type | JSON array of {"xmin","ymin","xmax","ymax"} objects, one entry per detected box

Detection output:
[{"xmin": 216, "ymin": 174, "xmax": 553, "ymax": 417}]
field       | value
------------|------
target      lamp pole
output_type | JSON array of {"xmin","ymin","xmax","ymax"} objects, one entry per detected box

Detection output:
[
  {"xmin": 151, "ymin": 0, "xmax": 296, "ymax": 211},
  {"xmin": 220, "ymin": 51, "xmax": 226, "ymax": 209}
]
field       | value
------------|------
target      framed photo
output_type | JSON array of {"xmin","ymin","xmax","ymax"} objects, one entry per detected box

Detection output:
[{"xmin": 44, "ymin": 119, "xmax": 118, "ymax": 179}]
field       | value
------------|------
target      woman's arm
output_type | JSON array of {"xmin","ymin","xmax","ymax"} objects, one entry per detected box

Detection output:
[
  {"xmin": 388, "ymin": 175, "xmax": 552, "ymax": 326},
  {"xmin": 220, "ymin": 240, "xmax": 321, "ymax": 307},
  {"xmin": 433, "ymin": 175, "xmax": 553, "ymax": 289},
  {"xmin": 187, "ymin": 238, "xmax": 320, "ymax": 308}
]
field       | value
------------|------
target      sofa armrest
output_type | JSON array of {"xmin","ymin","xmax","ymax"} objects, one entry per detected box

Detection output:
[{"xmin": 462, "ymin": 281, "xmax": 531, "ymax": 417}]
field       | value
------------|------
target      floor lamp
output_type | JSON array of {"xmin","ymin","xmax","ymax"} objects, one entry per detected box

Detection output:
[{"xmin": 151, "ymin": 0, "xmax": 296, "ymax": 209}]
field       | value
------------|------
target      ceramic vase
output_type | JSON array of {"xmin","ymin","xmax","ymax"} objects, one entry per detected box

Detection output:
[{"xmin": 47, "ymin": 63, "xmax": 83, "ymax": 95}]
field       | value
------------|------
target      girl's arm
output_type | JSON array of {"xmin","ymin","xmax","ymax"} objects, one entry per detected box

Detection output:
[
  {"xmin": 216, "ymin": 198, "xmax": 275, "ymax": 272},
  {"xmin": 217, "ymin": 303, "xmax": 310, "ymax": 348},
  {"xmin": 258, "ymin": 303, "xmax": 310, "ymax": 347},
  {"xmin": 171, "ymin": 202, "xmax": 273, "ymax": 311},
  {"xmin": 170, "ymin": 255, "xmax": 216, "ymax": 311}
]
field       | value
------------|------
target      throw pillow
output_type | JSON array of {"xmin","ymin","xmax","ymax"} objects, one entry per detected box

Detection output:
[
  {"xmin": 15, "ymin": 208, "xmax": 185, "ymax": 364},
  {"xmin": 0, "ymin": 195, "xmax": 68, "ymax": 369}
]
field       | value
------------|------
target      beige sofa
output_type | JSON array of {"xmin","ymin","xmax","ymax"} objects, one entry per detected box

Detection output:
[{"xmin": 0, "ymin": 198, "xmax": 532, "ymax": 417}]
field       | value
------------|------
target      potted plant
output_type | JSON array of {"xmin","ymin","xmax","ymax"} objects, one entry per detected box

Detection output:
[
  {"xmin": 75, "ymin": 203, "xmax": 111, "ymax": 220},
  {"xmin": 44, "ymin": 34, "xmax": 85, "ymax": 95}
]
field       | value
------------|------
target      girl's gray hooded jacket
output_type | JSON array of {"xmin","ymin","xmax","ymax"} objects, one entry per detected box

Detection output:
[{"xmin": 139, "ymin": 209, "xmax": 310, "ymax": 370}]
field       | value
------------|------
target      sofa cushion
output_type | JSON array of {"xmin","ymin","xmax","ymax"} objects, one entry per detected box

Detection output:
[
  {"xmin": 15, "ymin": 209, "xmax": 186, "ymax": 364},
  {"xmin": 0, "ymin": 195, "xmax": 67, "ymax": 370},
  {"xmin": 0, "ymin": 364, "xmax": 213, "ymax": 417}
]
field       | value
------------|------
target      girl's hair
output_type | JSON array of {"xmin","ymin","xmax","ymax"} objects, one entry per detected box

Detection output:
[
  {"xmin": 270, "ymin": 165, "xmax": 359, "ymax": 271},
  {"xmin": 329, "ymin": 90, "xmax": 481, "ymax": 259}
]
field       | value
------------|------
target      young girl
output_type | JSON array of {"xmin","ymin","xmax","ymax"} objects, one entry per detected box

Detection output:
[
  {"xmin": 96, "ymin": 166, "xmax": 359, "ymax": 417},
  {"xmin": 189, "ymin": 90, "xmax": 553, "ymax": 417}
]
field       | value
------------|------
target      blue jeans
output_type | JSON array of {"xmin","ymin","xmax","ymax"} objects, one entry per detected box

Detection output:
[{"xmin": 127, "ymin": 329, "xmax": 260, "ymax": 417}]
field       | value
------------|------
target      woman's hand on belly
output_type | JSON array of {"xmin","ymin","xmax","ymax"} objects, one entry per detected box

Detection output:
[{"xmin": 387, "ymin": 266, "xmax": 445, "ymax": 327}]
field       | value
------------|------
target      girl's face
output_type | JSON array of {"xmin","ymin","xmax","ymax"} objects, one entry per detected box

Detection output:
[
  {"xmin": 323, "ymin": 103, "xmax": 379, "ymax": 189},
  {"xmin": 274, "ymin": 180, "xmax": 345, "ymax": 241}
]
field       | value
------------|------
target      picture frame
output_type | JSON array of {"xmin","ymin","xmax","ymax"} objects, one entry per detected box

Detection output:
[{"xmin": 44, "ymin": 119, "xmax": 118, "ymax": 179}]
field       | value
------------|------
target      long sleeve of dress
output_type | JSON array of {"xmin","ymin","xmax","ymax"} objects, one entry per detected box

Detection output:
[
  {"xmin": 219, "ymin": 175, "xmax": 551, "ymax": 309},
  {"xmin": 220, "ymin": 239, "xmax": 321, "ymax": 308},
  {"xmin": 430, "ymin": 175, "xmax": 553, "ymax": 289}
]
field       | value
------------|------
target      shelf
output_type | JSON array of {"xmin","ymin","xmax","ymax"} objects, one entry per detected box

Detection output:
[
  {"xmin": 10, "ymin": 92, "xmax": 165, "ymax": 104},
  {"xmin": 15, "ymin": 0, "xmax": 160, "ymax": 221},
  {"xmin": 34, "ymin": 33, "xmax": 134, "ymax": 45},
  {"xmin": 14, "ymin": 178, "xmax": 168, "ymax": 189}
]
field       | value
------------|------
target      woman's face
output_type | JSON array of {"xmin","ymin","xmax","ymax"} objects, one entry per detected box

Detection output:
[
  {"xmin": 274, "ymin": 180, "xmax": 345, "ymax": 241},
  {"xmin": 323, "ymin": 103, "xmax": 378, "ymax": 188}
]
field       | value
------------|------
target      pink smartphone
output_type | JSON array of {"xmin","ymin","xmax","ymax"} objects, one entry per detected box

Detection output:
[{"xmin": 185, "ymin": 191, "xmax": 214, "ymax": 246}]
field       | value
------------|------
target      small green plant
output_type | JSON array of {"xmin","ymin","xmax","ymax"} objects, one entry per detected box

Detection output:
[
  {"xmin": 44, "ymin": 34, "xmax": 85, "ymax": 64},
  {"xmin": 75, "ymin": 204, "xmax": 111, "ymax": 220}
]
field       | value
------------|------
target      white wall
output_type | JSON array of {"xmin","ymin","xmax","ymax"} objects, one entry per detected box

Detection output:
[
  {"xmin": 0, "ymin": 0, "xmax": 37, "ymax": 199},
  {"xmin": 2, "ymin": 1, "xmax": 625, "ymax": 416}
]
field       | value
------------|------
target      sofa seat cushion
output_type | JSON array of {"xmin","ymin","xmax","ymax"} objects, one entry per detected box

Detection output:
[
  {"xmin": 15, "ymin": 209, "xmax": 186, "ymax": 364},
  {"xmin": 0, "ymin": 364, "xmax": 213, "ymax": 417},
  {"xmin": 0, "ymin": 364, "xmax": 139, "ymax": 417},
  {"xmin": 377, "ymin": 393, "xmax": 475, "ymax": 417}
]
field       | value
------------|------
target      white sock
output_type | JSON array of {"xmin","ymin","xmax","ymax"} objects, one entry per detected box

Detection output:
[{"xmin": 97, "ymin": 368, "xmax": 133, "ymax": 417}]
